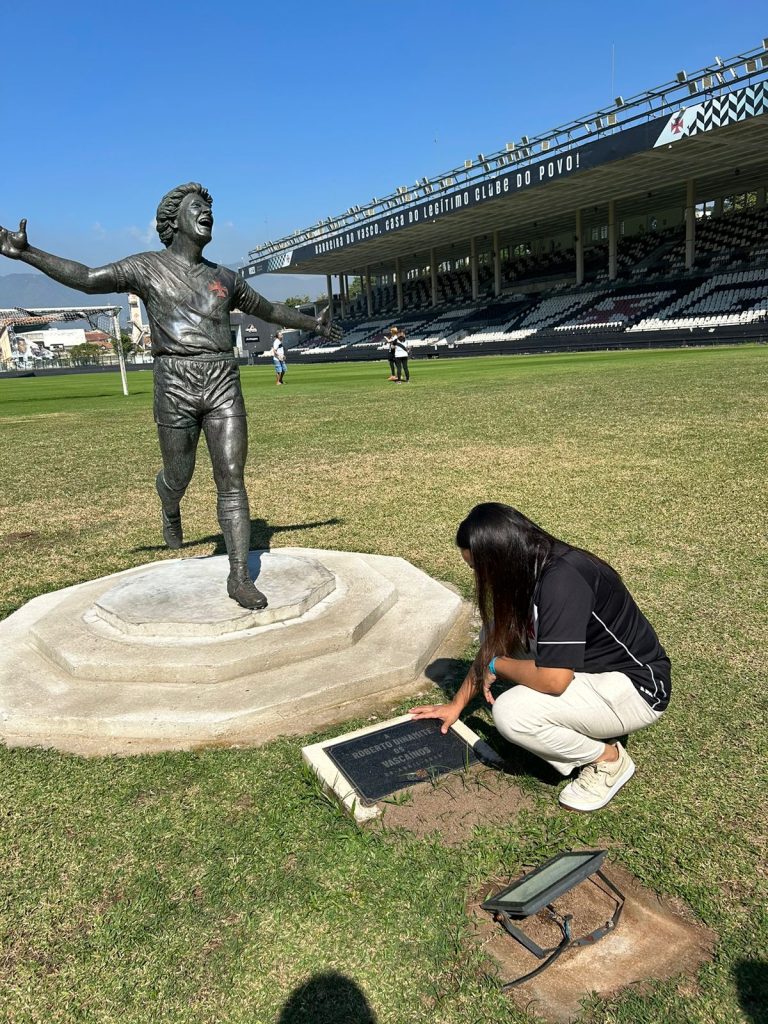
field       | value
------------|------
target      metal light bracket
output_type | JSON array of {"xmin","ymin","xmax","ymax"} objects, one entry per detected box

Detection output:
[{"xmin": 491, "ymin": 868, "xmax": 625, "ymax": 989}]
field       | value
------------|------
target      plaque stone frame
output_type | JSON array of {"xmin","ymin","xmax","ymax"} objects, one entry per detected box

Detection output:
[{"xmin": 302, "ymin": 713, "xmax": 502, "ymax": 822}]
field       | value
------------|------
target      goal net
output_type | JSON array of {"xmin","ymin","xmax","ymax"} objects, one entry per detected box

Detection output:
[{"xmin": 0, "ymin": 304, "xmax": 129, "ymax": 394}]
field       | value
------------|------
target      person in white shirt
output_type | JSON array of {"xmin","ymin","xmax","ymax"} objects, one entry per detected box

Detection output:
[
  {"xmin": 393, "ymin": 329, "xmax": 410, "ymax": 382},
  {"xmin": 270, "ymin": 331, "xmax": 287, "ymax": 385}
]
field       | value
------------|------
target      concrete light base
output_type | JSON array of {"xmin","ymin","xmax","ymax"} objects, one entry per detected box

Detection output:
[{"xmin": 0, "ymin": 548, "xmax": 469, "ymax": 757}]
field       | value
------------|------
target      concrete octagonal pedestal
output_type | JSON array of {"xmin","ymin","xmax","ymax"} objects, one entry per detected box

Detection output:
[{"xmin": 0, "ymin": 548, "xmax": 468, "ymax": 756}]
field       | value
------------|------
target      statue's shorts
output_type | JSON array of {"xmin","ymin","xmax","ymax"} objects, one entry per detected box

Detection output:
[{"xmin": 153, "ymin": 354, "xmax": 246, "ymax": 429}]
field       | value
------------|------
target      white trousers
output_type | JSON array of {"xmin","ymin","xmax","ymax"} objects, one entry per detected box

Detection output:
[{"xmin": 491, "ymin": 671, "xmax": 663, "ymax": 776}]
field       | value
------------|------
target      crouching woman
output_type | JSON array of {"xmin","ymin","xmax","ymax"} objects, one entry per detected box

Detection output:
[{"xmin": 411, "ymin": 503, "xmax": 671, "ymax": 812}]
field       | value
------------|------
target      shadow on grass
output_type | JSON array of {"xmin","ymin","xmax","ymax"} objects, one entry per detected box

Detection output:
[
  {"xmin": 0, "ymin": 388, "xmax": 134, "ymax": 402},
  {"xmin": 133, "ymin": 516, "xmax": 343, "ymax": 555},
  {"xmin": 733, "ymin": 960, "xmax": 768, "ymax": 1024},
  {"xmin": 278, "ymin": 971, "xmax": 377, "ymax": 1023},
  {"xmin": 422, "ymin": 656, "xmax": 564, "ymax": 787}
]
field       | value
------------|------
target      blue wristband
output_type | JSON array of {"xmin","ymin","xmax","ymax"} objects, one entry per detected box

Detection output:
[{"xmin": 488, "ymin": 657, "xmax": 497, "ymax": 676}]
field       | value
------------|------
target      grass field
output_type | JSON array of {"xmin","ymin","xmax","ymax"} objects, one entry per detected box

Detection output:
[{"xmin": 0, "ymin": 348, "xmax": 766, "ymax": 1024}]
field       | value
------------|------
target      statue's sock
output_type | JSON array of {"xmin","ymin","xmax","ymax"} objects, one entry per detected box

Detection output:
[
  {"xmin": 217, "ymin": 489, "xmax": 251, "ymax": 578},
  {"xmin": 218, "ymin": 489, "xmax": 267, "ymax": 610}
]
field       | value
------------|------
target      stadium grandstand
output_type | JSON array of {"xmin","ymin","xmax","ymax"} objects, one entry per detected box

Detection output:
[{"xmin": 240, "ymin": 39, "xmax": 768, "ymax": 361}]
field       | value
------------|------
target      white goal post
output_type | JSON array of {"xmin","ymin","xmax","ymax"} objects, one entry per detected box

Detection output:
[{"xmin": 0, "ymin": 305, "xmax": 129, "ymax": 395}]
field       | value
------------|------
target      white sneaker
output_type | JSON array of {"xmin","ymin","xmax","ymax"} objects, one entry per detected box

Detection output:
[{"xmin": 558, "ymin": 743, "xmax": 635, "ymax": 812}]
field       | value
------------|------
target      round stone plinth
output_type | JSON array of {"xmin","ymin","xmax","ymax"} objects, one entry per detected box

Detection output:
[
  {"xmin": 92, "ymin": 551, "xmax": 335, "ymax": 637},
  {"xmin": 0, "ymin": 547, "xmax": 469, "ymax": 756}
]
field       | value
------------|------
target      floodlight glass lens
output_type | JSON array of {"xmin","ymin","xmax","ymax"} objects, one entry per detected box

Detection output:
[{"xmin": 497, "ymin": 852, "xmax": 596, "ymax": 903}]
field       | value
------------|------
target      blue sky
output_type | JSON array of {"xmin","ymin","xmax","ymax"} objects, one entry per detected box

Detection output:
[{"xmin": 2, "ymin": 0, "xmax": 765, "ymax": 299}]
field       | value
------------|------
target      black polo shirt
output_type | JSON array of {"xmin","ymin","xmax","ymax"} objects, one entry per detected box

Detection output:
[{"xmin": 532, "ymin": 544, "xmax": 671, "ymax": 711}]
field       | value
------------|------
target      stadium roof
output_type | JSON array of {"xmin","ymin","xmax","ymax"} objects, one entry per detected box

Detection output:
[{"xmin": 240, "ymin": 41, "xmax": 768, "ymax": 279}]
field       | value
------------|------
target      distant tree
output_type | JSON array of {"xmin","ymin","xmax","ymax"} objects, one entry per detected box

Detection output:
[
  {"xmin": 282, "ymin": 295, "xmax": 311, "ymax": 308},
  {"xmin": 69, "ymin": 343, "xmax": 104, "ymax": 365},
  {"xmin": 112, "ymin": 331, "xmax": 136, "ymax": 360},
  {"xmin": 347, "ymin": 277, "xmax": 363, "ymax": 300}
]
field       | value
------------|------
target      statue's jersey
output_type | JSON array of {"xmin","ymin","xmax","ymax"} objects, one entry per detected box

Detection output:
[{"xmin": 107, "ymin": 250, "xmax": 266, "ymax": 357}]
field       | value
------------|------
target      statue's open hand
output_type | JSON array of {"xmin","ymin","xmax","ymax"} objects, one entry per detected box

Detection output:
[
  {"xmin": 316, "ymin": 306, "xmax": 343, "ymax": 342},
  {"xmin": 0, "ymin": 219, "xmax": 29, "ymax": 259}
]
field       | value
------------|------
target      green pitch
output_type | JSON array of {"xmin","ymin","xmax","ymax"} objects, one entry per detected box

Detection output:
[{"xmin": 0, "ymin": 348, "xmax": 765, "ymax": 1023}]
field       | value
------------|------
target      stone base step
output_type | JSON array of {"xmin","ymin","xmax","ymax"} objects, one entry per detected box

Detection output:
[{"xmin": 0, "ymin": 548, "xmax": 469, "ymax": 756}]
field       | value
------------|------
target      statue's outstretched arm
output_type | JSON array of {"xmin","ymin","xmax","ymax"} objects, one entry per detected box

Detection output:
[
  {"xmin": 259, "ymin": 297, "xmax": 343, "ymax": 342},
  {"xmin": 0, "ymin": 219, "xmax": 119, "ymax": 295}
]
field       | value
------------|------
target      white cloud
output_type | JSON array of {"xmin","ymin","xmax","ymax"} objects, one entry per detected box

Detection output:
[{"xmin": 126, "ymin": 218, "xmax": 157, "ymax": 245}]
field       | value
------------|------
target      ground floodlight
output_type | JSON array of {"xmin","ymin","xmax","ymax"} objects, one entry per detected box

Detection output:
[
  {"xmin": 481, "ymin": 850, "xmax": 626, "ymax": 988},
  {"xmin": 688, "ymin": 81, "xmax": 699, "ymax": 95},
  {"xmin": 607, "ymin": 112, "xmax": 617, "ymax": 126},
  {"xmin": 482, "ymin": 851, "xmax": 609, "ymax": 917},
  {"xmin": 614, "ymin": 95, "xmax": 625, "ymax": 106},
  {"xmin": 676, "ymin": 70, "xmax": 687, "ymax": 83},
  {"xmin": 464, "ymin": 159, "xmax": 473, "ymax": 168},
  {"xmin": 521, "ymin": 135, "xmax": 530, "ymax": 145},
  {"xmin": 595, "ymin": 118, "xmax": 604, "ymax": 129},
  {"xmin": 715, "ymin": 56, "xmax": 724, "ymax": 66},
  {"xmin": 505, "ymin": 141, "xmax": 516, "ymax": 151}
]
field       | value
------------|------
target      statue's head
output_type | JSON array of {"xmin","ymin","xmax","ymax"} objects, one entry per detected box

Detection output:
[{"xmin": 156, "ymin": 183, "xmax": 213, "ymax": 247}]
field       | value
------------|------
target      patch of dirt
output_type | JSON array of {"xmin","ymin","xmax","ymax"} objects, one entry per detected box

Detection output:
[
  {"xmin": 369, "ymin": 765, "xmax": 531, "ymax": 845},
  {"xmin": 468, "ymin": 862, "xmax": 717, "ymax": 1023},
  {"xmin": 1, "ymin": 531, "xmax": 42, "ymax": 545}
]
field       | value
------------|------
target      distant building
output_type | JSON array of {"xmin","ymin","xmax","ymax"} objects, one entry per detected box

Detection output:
[
  {"xmin": 85, "ymin": 330, "xmax": 113, "ymax": 352},
  {"xmin": 230, "ymin": 311, "xmax": 268, "ymax": 359},
  {"xmin": 230, "ymin": 310, "xmax": 307, "ymax": 362},
  {"xmin": 16, "ymin": 327, "xmax": 87, "ymax": 353}
]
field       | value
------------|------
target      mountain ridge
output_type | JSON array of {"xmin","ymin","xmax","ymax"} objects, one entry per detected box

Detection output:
[{"xmin": 0, "ymin": 273, "xmax": 126, "ymax": 314}]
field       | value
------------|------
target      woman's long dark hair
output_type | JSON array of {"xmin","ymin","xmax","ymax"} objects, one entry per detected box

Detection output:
[{"xmin": 456, "ymin": 502, "xmax": 613, "ymax": 681}]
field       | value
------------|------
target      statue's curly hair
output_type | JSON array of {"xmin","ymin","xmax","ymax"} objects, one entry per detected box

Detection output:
[{"xmin": 155, "ymin": 182, "xmax": 213, "ymax": 246}]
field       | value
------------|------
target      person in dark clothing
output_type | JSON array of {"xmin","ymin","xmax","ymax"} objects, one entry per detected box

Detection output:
[
  {"xmin": 394, "ymin": 329, "xmax": 410, "ymax": 382},
  {"xmin": 411, "ymin": 503, "xmax": 670, "ymax": 812}
]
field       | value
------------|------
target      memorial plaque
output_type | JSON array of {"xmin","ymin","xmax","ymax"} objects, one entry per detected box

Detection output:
[{"xmin": 325, "ymin": 718, "xmax": 478, "ymax": 804}]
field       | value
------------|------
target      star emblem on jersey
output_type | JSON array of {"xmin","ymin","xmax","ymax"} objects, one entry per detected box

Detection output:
[{"xmin": 209, "ymin": 280, "xmax": 228, "ymax": 299}]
